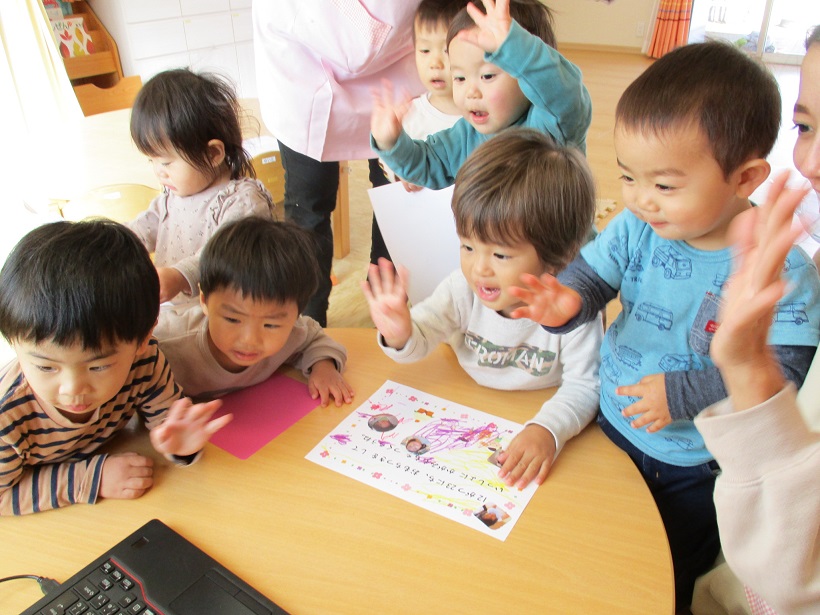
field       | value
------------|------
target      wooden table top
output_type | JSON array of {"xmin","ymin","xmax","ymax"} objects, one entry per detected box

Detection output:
[{"xmin": 1, "ymin": 328, "xmax": 673, "ymax": 615}]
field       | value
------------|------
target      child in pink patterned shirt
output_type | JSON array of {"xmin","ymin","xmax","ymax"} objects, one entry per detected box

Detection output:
[{"xmin": 129, "ymin": 68, "xmax": 276, "ymax": 304}]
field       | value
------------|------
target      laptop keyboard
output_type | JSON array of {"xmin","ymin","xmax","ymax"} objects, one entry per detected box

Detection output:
[{"xmin": 35, "ymin": 559, "xmax": 161, "ymax": 615}]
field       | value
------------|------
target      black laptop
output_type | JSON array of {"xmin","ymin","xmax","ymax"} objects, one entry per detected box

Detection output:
[{"xmin": 22, "ymin": 519, "xmax": 289, "ymax": 615}]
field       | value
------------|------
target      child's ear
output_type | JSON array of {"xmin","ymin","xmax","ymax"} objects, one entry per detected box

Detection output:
[
  {"xmin": 734, "ymin": 158, "xmax": 770, "ymax": 198},
  {"xmin": 136, "ymin": 334, "xmax": 153, "ymax": 355},
  {"xmin": 199, "ymin": 287, "xmax": 208, "ymax": 313},
  {"xmin": 207, "ymin": 139, "xmax": 226, "ymax": 168}
]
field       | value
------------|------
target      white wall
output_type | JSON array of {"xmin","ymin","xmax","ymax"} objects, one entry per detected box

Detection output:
[{"xmin": 547, "ymin": 0, "xmax": 657, "ymax": 50}]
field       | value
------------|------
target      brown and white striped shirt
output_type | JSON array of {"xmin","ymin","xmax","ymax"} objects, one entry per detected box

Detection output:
[{"xmin": 0, "ymin": 339, "xmax": 181, "ymax": 515}]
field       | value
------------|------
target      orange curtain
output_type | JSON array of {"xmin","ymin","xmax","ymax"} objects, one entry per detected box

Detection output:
[{"xmin": 647, "ymin": 0, "xmax": 694, "ymax": 59}]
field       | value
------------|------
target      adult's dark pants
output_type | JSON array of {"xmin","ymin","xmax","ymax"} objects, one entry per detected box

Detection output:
[
  {"xmin": 278, "ymin": 141, "xmax": 391, "ymax": 327},
  {"xmin": 597, "ymin": 412, "xmax": 721, "ymax": 610}
]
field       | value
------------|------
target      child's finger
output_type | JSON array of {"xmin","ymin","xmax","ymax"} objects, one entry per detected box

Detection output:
[
  {"xmin": 377, "ymin": 258, "xmax": 395, "ymax": 293},
  {"xmin": 508, "ymin": 306, "xmax": 533, "ymax": 320},
  {"xmin": 629, "ymin": 414, "xmax": 651, "ymax": 429},
  {"xmin": 337, "ymin": 381, "xmax": 355, "ymax": 404},
  {"xmin": 205, "ymin": 413, "xmax": 232, "ymax": 435},
  {"xmin": 167, "ymin": 397, "xmax": 193, "ymax": 419},
  {"xmin": 187, "ymin": 399, "xmax": 223, "ymax": 423},
  {"xmin": 360, "ymin": 279, "xmax": 376, "ymax": 303},
  {"xmin": 507, "ymin": 285, "xmax": 534, "ymax": 302},
  {"xmin": 497, "ymin": 450, "xmax": 521, "ymax": 480},
  {"xmin": 616, "ymin": 380, "xmax": 648, "ymax": 399},
  {"xmin": 366, "ymin": 263, "xmax": 384, "ymax": 296},
  {"xmin": 646, "ymin": 417, "xmax": 671, "ymax": 433},
  {"xmin": 533, "ymin": 459, "xmax": 551, "ymax": 486},
  {"xmin": 516, "ymin": 457, "xmax": 549, "ymax": 490},
  {"xmin": 518, "ymin": 272, "xmax": 544, "ymax": 288}
]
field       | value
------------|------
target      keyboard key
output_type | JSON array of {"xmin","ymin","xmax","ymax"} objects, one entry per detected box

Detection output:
[
  {"xmin": 89, "ymin": 593, "xmax": 109, "ymax": 609},
  {"xmin": 76, "ymin": 582, "xmax": 98, "ymax": 600}
]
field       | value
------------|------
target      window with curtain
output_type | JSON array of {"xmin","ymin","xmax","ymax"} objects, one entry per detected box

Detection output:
[{"xmin": 647, "ymin": 0, "xmax": 694, "ymax": 58}]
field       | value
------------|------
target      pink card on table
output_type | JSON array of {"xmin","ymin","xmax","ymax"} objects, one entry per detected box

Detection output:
[{"xmin": 208, "ymin": 373, "xmax": 318, "ymax": 459}]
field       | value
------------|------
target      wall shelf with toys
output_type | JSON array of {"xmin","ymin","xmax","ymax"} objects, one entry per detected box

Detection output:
[{"xmin": 46, "ymin": 0, "xmax": 140, "ymax": 115}]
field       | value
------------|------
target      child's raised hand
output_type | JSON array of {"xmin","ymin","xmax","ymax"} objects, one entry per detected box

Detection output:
[
  {"xmin": 308, "ymin": 359, "xmax": 355, "ymax": 408},
  {"xmin": 157, "ymin": 266, "xmax": 190, "ymax": 303},
  {"xmin": 495, "ymin": 424, "xmax": 556, "ymax": 489},
  {"xmin": 149, "ymin": 398, "xmax": 232, "ymax": 457},
  {"xmin": 99, "ymin": 452, "xmax": 154, "ymax": 500},
  {"xmin": 360, "ymin": 258, "xmax": 412, "ymax": 350},
  {"xmin": 618, "ymin": 373, "xmax": 672, "ymax": 432},
  {"xmin": 711, "ymin": 171, "xmax": 806, "ymax": 372},
  {"xmin": 460, "ymin": 0, "xmax": 513, "ymax": 54},
  {"xmin": 508, "ymin": 273, "xmax": 582, "ymax": 326},
  {"xmin": 371, "ymin": 79, "xmax": 413, "ymax": 151}
]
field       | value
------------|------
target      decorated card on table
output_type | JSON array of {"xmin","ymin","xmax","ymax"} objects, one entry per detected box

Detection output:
[{"xmin": 306, "ymin": 381, "xmax": 538, "ymax": 541}]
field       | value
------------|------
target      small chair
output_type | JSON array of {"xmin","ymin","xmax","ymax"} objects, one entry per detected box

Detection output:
[
  {"xmin": 249, "ymin": 149, "xmax": 350, "ymax": 261},
  {"xmin": 250, "ymin": 151, "xmax": 285, "ymax": 206},
  {"xmin": 59, "ymin": 183, "xmax": 159, "ymax": 224}
]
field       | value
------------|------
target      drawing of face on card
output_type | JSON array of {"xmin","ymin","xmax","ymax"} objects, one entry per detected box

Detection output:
[
  {"xmin": 402, "ymin": 435, "xmax": 431, "ymax": 456},
  {"xmin": 487, "ymin": 449, "xmax": 503, "ymax": 468},
  {"xmin": 474, "ymin": 504, "xmax": 511, "ymax": 530},
  {"xmin": 368, "ymin": 413, "xmax": 399, "ymax": 432}
]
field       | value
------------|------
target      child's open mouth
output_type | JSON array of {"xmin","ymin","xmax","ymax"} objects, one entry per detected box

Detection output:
[
  {"xmin": 477, "ymin": 285, "xmax": 501, "ymax": 302},
  {"xmin": 469, "ymin": 110, "xmax": 489, "ymax": 124}
]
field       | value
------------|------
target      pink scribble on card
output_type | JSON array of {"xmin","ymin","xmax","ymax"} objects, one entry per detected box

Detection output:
[{"xmin": 208, "ymin": 373, "xmax": 318, "ymax": 459}]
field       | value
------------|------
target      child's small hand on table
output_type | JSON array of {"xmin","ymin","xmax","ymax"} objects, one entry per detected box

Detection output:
[
  {"xmin": 461, "ymin": 0, "xmax": 513, "ymax": 54},
  {"xmin": 508, "ymin": 273, "xmax": 582, "ymax": 327},
  {"xmin": 308, "ymin": 359, "xmax": 355, "ymax": 407},
  {"xmin": 496, "ymin": 424, "xmax": 556, "ymax": 489},
  {"xmin": 150, "ymin": 398, "xmax": 232, "ymax": 457},
  {"xmin": 618, "ymin": 373, "xmax": 671, "ymax": 432},
  {"xmin": 156, "ymin": 266, "xmax": 190, "ymax": 303},
  {"xmin": 371, "ymin": 79, "xmax": 412, "ymax": 151},
  {"xmin": 361, "ymin": 258, "xmax": 413, "ymax": 350},
  {"xmin": 100, "ymin": 452, "xmax": 155, "ymax": 500}
]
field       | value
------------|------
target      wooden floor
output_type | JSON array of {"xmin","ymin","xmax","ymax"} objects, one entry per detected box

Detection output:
[{"xmin": 562, "ymin": 49, "xmax": 655, "ymax": 203}]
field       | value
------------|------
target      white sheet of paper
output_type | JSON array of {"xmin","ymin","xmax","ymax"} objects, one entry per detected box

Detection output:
[
  {"xmin": 368, "ymin": 182, "xmax": 460, "ymax": 305},
  {"xmin": 306, "ymin": 381, "xmax": 538, "ymax": 541}
]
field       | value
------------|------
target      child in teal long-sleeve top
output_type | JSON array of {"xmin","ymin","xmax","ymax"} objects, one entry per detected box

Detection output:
[{"xmin": 371, "ymin": 0, "xmax": 591, "ymax": 190}]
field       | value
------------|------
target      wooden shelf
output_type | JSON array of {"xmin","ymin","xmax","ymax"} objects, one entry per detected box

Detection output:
[
  {"xmin": 64, "ymin": 50, "xmax": 117, "ymax": 80},
  {"xmin": 58, "ymin": 1, "xmax": 135, "ymax": 113}
]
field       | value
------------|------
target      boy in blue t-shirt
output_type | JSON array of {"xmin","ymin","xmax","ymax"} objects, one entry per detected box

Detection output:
[
  {"xmin": 371, "ymin": 0, "xmax": 591, "ymax": 190},
  {"xmin": 507, "ymin": 41, "xmax": 820, "ymax": 609}
]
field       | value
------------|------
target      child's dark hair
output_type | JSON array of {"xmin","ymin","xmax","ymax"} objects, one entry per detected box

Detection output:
[
  {"xmin": 452, "ymin": 127, "xmax": 595, "ymax": 273},
  {"xmin": 130, "ymin": 68, "xmax": 254, "ymax": 181},
  {"xmin": 199, "ymin": 217, "xmax": 320, "ymax": 313},
  {"xmin": 447, "ymin": 0, "xmax": 556, "ymax": 49},
  {"xmin": 807, "ymin": 25, "xmax": 820, "ymax": 49},
  {"xmin": 0, "ymin": 220, "xmax": 159, "ymax": 349},
  {"xmin": 415, "ymin": 0, "xmax": 469, "ymax": 39},
  {"xmin": 616, "ymin": 41, "xmax": 781, "ymax": 178}
]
